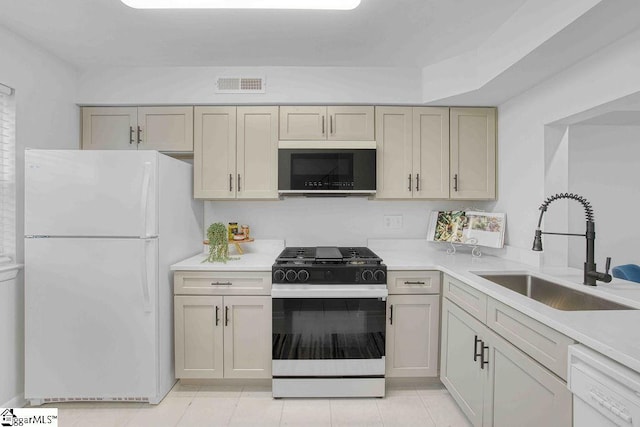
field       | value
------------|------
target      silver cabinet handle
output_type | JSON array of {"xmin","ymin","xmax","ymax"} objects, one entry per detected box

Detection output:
[
  {"xmin": 330, "ymin": 115, "xmax": 333, "ymax": 134},
  {"xmin": 225, "ymin": 306, "xmax": 230, "ymax": 326},
  {"xmin": 229, "ymin": 174, "xmax": 233, "ymax": 192},
  {"xmin": 404, "ymin": 281, "xmax": 425, "ymax": 285},
  {"xmin": 416, "ymin": 173, "xmax": 420, "ymax": 191},
  {"xmin": 453, "ymin": 173, "xmax": 458, "ymax": 192},
  {"xmin": 210, "ymin": 281, "xmax": 232, "ymax": 286},
  {"xmin": 237, "ymin": 174, "xmax": 241, "ymax": 192},
  {"xmin": 408, "ymin": 174, "xmax": 412, "ymax": 192},
  {"xmin": 129, "ymin": 126, "xmax": 134, "ymax": 144},
  {"xmin": 389, "ymin": 305, "xmax": 394, "ymax": 325},
  {"xmin": 215, "ymin": 305, "xmax": 220, "ymax": 326},
  {"xmin": 137, "ymin": 126, "xmax": 142, "ymax": 144},
  {"xmin": 322, "ymin": 116, "xmax": 325, "ymax": 135}
]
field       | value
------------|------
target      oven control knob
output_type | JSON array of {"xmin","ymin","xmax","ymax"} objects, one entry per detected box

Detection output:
[
  {"xmin": 297, "ymin": 270, "xmax": 309, "ymax": 282},
  {"xmin": 274, "ymin": 269, "xmax": 286, "ymax": 282},
  {"xmin": 285, "ymin": 269, "xmax": 298, "ymax": 282},
  {"xmin": 362, "ymin": 270, "xmax": 374, "ymax": 281},
  {"xmin": 374, "ymin": 270, "xmax": 386, "ymax": 282}
]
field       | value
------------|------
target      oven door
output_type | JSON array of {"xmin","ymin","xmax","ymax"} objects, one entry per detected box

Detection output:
[
  {"xmin": 272, "ymin": 284, "xmax": 387, "ymax": 377},
  {"xmin": 278, "ymin": 146, "xmax": 376, "ymax": 194}
]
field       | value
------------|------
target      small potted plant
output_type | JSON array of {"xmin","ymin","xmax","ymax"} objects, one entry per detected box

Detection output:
[{"xmin": 203, "ymin": 222, "xmax": 232, "ymax": 263}]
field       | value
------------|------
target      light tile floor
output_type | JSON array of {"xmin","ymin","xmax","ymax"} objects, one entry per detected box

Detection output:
[{"xmin": 42, "ymin": 382, "xmax": 471, "ymax": 427}]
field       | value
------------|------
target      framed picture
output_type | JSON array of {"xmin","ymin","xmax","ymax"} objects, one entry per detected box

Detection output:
[{"xmin": 427, "ymin": 210, "xmax": 506, "ymax": 249}]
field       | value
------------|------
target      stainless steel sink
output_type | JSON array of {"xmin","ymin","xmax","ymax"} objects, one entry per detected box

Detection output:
[{"xmin": 476, "ymin": 273, "xmax": 635, "ymax": 311}]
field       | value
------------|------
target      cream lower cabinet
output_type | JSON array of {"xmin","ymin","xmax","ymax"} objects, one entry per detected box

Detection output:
[
  {"xmin": 174, "ymin": 295, "xmax": 271, "ymax": 379},
  {"xmin": 385, "ymin": 271, "xmax": 441, "ymax": 377},
  {"xmin": 82, "ymin": 106, "xmax": 193, "ymax": 152},
  {"xmin": 174, "ymin": 271, "xmax": 272, "ymax": 380},
  {"xmin": 441, "ymin": 298, "xmax": 572, "ymax": 427},
  {"xmin": 194, "ymin": 106, "xmax": 278, "ymax": 199}
]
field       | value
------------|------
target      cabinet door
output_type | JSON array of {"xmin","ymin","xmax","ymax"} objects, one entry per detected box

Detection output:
[
  {"xmin": 279, "ymin": 106, "xmax": 327, "ymax": 140},
  {"xmin": 327, "ymin": 106, "xmax": 374, "ymax": 141},
  {"xmin": 413, "ymin": 107, "xmax": 450, "ymax": 199},
  {"xmin": 236, "ymin": 106, "xmax": 279, "ymax": 199},
  {"xmin": 194, "ymin": 106, "xmax": 237, "ymax": 199},
  {"xmin": 174, "ymin": 295, "xmax": 224, "ymax": 379},
  {"xmin": 441, "ymin": 299, "xmax": 487, "ymax": 427},
  {"xmin": 450, "ymin": 107, "xmax": 496, "ymax": 200},
  {"xmin": 485, "ymin": 329, "xmax": 572, "ymax": 427},
  {"xmin": 81, "ymin": 107, "xmax": 137, "ymax": 150},
  {"xmin": 137, "ymin": 106, "xmax": 194, "ymax": 152},
  {"xmin": 223, "ymin": 296, "xmax": 272, "ymax": 379},
  {"xmin": 375, "ymin": 107, "xmax": 414, "ymax": 199},
  {"xmin": 386, "ymin": 295, "xmax": 440, "ymax": 378}
]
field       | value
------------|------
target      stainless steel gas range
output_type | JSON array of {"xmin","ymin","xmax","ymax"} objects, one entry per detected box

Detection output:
[{"xmin": 271, "ymin": 246, "xmax": 388, "ymax": 398}]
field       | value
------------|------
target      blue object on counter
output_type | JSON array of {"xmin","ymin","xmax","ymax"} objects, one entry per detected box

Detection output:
[{"xmin": 612, "ymin": 264, "xmax": 640, "ymax": 283}]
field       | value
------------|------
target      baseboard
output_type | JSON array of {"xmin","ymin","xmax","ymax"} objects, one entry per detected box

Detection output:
[{"xmin": 2, "ymin": 392, "xmax": 26, "ymax": 408}]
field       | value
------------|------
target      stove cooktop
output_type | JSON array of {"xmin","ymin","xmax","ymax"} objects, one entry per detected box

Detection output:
[{"xmin": 272, "ymin": 246, "xmax": 386, "ymax": 285}]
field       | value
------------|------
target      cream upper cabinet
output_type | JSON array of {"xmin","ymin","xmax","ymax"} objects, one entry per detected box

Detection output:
[
  {"xmin": 279, "ymin": 106, "xmax": 374, "ymax": 141},
  {"xmin": 236, "ymin": 106, "xmax": 279, "ymax": 199},
  {"xmin": 194, "ymin": 106, "xmax": 278, "ymax": 200},
  {"xmin": 81, "ymin": 107, "xmax": 137, "ymax": 150},
  {"xmin": 82, "ymin": 106, "xmax": 193, "ymax": 152},
  {"xmin": 279, "ymin": 106, "xmax": 326, "ymax": 140},
  {"xmin": 376, "ymin": 107, "xmax": 449, "ymax": 199},
  {"xmin": 413, "ymin": 107, "xmax": 450, "ymax": 198},
  {"xmin": 194, "ymin": 106, "xmax": 237, "ymax": 199},
  {"xmin": 450, "ymin": 107, "xmax": 496, "ymax": 200},
  {"xmin": 375, "ymin": 107, "xmax": 413, "ymax": 199},
  {"xmin": 137, "ymin": 106, "xmax": 193, "ymax": 152}
]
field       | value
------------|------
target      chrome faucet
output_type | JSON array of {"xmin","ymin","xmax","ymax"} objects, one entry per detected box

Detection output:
[{"xmin": 532, "ymin": 193, "xmax": 612, "ymax": 286}]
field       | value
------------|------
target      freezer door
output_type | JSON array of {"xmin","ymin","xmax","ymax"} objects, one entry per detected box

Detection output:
[
  {"xmin": 25, "ymin": 150, "xmax": 158, "ymax": 237},
  {"xmin": 25, "ymin": 238, "xmax": 159, "ymax": 400}
]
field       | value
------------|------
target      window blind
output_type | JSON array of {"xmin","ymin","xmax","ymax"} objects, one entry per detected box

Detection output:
[{"xmin": 0, "ymin": 83, "xmax": 16, "ymax": 264}]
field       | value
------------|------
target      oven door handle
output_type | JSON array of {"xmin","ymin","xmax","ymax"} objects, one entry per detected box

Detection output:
[{"xmin": 271, "ymin": 284, "xmax": 388, "ymax": 299}]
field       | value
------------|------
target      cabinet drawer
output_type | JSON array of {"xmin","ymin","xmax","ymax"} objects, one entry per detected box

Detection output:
[
  {"xmin": 174, "ymin": 271, "xmax": 271, "ymax": 295},
  {"xmin": 442, "ymin": 274, "xmax": 487, "ymax": 323},
  {"xmin": 487, "ymin": 298, "xmax": 574, "ymax": 381},
  {"xmin": 387, "ymin": 271, "xmax": 441, "ymax": 295}
]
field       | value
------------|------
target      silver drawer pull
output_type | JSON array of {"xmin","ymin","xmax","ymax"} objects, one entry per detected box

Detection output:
[
  {"xmin": 211, "ymin": 281, "xmax": 232, "ymax": 286},
  {"xmin": 404, "ymin": 281, "xmax": 426, "ymax": 285}
]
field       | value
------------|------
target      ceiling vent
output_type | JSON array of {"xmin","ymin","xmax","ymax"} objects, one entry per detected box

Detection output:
[{"xmin": 215, "ymin": 77, "xmax": 266, "ymax": 94}]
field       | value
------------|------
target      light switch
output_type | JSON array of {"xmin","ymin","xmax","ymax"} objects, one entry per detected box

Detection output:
[{"xmin": 384, "ymin": 215, "xmax": 403, "ymax": 229}]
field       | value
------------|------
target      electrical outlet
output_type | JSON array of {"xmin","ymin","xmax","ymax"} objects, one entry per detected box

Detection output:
[{"xmin": 383, "ymin": 215, "xmax": 403, "ymax": 229}]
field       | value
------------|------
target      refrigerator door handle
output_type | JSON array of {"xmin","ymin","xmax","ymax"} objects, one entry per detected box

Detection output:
[
  {"xmin": 140, "ymin": 240, "xmax": 152, "ymax": 313},
  {"xmin": 140, "ymin": 161, "xmax": 152, "ymax": 238}
]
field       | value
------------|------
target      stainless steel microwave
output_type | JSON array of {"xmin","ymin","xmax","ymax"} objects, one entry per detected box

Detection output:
[{"xmin": 278, "ymin": 141, "xmax": 376, "ymax": 195}]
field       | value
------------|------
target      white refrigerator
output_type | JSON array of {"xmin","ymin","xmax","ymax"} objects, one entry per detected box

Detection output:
[{"xmin": 24, "ymin": 149, "xmax": 203, "ymax": 405}]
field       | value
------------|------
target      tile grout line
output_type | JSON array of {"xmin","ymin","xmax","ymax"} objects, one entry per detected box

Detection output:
[
  {"xmin": 417, "ymin": 392, "xmax": 438, "ymax": 427},
  {"xmin": 226, "ymin": 385, "xmax": 244, "ymax": 426}
]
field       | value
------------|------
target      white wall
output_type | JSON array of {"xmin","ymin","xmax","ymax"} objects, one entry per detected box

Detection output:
[
  {"xmin": 204, "ymin": 199, "xmax": 490, "ymax": 247},
  {"xmin": 76, "ymin": 66, "xmax": 422, "ymax": 105},
  {"xmin": 494, "ymin": 27, "xmax": 640, "ymax": 266},
  {"xmin": 567, "ymin": 125, "xmax": 640, "ymax": 269},
  {"xmin": 0, "ymin": 24, "xmax": 79, "ymax": 407}
]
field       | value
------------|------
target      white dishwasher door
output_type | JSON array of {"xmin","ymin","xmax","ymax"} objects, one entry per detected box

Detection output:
[{"xmin": 568, "ymin": 344, "xmax": 640, "ymax": 427}]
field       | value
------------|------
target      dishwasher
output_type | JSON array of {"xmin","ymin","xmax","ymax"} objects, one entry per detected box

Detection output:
[{"xmin": 568, "ymin": 344, "xmax": 640, "ymax": 426}]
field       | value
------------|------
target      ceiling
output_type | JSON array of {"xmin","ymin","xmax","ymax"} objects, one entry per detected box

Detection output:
[{"xmin": 0, "ymin": 0, "xmax": 527, "ymax": 69}]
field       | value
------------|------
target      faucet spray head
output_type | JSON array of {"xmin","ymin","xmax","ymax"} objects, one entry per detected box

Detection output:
[{"xmin": 532, "ymin": 229, "xmax": 543, "ymax": 251}]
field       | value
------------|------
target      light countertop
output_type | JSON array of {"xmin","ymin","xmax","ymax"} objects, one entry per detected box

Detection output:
[
  {"xmin": 368, "ymin": 239, "xmax": 640, "ymax": 374},
  {"xmin": 171, "ymin": 238, "xmax": 640, "ymax": 374},
  {"xmin": 170, "ymin": 240, "xmax": 284, "ymax": 271}
]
